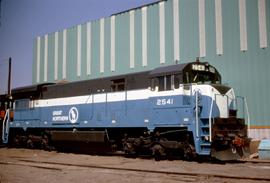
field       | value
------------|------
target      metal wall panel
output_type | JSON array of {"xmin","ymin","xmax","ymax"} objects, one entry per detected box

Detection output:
[
  {"xmin": 67, "ymin": 27, "xmax": 77, "ymax": 81},
  {"xmin": 159, "ymin": 1, "xmax": 165, "ymax": 64},
  {"xmin": 47, "ymin": 33, "xmax": 54, "ymax": 82},
  {"xmin": 77, "ymin": 25, "xmax": 82, "ymax": 77},
  {"xmin": 179, "ymin": 0, "xmax": 199, "ymax": 63},
  {"xmin": 86, "ymin": 22, "xmax": 91, "ymax": 76},
  {"xmin": 116, "ymin": 13, "xmax": 130, "ymax": 74},
  {"xmin": 91, "ymin": 21, "xmax": 100, "ymax": 78},
  {"xmin": 199, "ymin": 0, "xmax": 206, "ymax": 57},
  {"xmin": 33, "ymin": 0, "xmax": 270, "ymax": 136},
  {"xmin": 80, "ymin": 23, "xmax": 87, "ymax": 79},
  {"xmin": 104, "ymin": 17, "xmax": 111, "ymax": 75},
  {"xmin": 39, "ymin": 36, "xmax": 45, "ymax": 82},
  {"xmin": 129, "ymin": 10, "xmax": 135, "ymax": 68},
  {"xmin": 164, "ymin": 0, "xmax": 174, "ymax": 65},
  {"xmin": 239, "ymin": 0, "xmax": 248, "ymax": 51},
  {"xmin": 35, "ymin": 37, "xmax": 41, "ymax": 83},
  {"xmin": 148, "ymin": 3, "xmax": 159, "ymax": 69},
  {"xmin": 58, "ymin": 30, "xmax": 63, "ymax": 80},
  {"xmin": 54, "ymin": 32, "xmax": 59, "ymax": 80},
  {"xmin": 62, "ymin": 29, "xmax": 67, "ymax": 79},
  {"xmin": 110, "ymin": 16, "xmax": 116, "ymax": 72}
]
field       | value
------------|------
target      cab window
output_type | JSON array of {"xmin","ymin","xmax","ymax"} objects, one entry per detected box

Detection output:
[
  {"xmin": 111, "ymin": 78, "xmax": 125, "ymax": 92},
  {"xmin": 158, "ymin": 75, "xmax": 173, "ymax": 91}
]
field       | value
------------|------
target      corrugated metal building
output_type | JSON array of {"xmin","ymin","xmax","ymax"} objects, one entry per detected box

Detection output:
[{"xmin": 32, "ymin": 0, "xmax": 270, "ymax": 139}]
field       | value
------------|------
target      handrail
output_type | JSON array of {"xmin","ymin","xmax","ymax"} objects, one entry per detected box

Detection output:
[
  {"xmin": 209, "ymin": 95, "xmax": 214, "ymax": 142},
  {"xmin": 195, "ymin": 90, "xmax": 199, "ymax": 138},
  {"xmin": 2, "ymin": 109, "xmax": 10, "ymax": 143},
  {"xmin": 85, "ymin": 94, "xmax": 92, "ymax": 104},
  {"xmin": 244, "ymin": 97, "xmax": 250, "ymax": 137}
]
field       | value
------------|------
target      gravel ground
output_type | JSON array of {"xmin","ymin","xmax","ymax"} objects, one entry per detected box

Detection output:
[{"xmin": 0, "ymin": 148, "xmax": 270, "ymax": 183}]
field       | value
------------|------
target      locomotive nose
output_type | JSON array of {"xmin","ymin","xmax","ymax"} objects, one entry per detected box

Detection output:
[
  {"xmin": 210, "ymin": 84, "xmax": 231, "ymax": 95},
  {"xmin": 209, "ymin": 84, "xmax": 236, "ymax": 119}
]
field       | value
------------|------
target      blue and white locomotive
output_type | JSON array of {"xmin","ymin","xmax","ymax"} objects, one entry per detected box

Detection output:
[{"xmin": 1, "ymin": 61, "xmax": 250, "ymax": 160}]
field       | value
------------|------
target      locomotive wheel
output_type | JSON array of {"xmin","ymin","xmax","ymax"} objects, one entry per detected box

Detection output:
[
  {"xmin": 26, "ymin": 138, "xmax": 34, "ymax": 149},
  {"xmin": 41, "ymin": 136, "xmax": 49, "ymax": 150},
  {"xmin": 151, "ymin": 144, "xmax": 165, "ymax": 161},
  {"xmin": 12, "ymin": 135, "xmax": 20, "ymax": 147},
  {"xmin": 183, "ymin": 144, "xmax": 196, "ymax": 161},
  {"xmin": 123, "ymin": 142, "xmax": 136, "ymax": 157}
]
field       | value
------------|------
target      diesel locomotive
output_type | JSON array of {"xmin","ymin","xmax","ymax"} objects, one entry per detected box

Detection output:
[{"xmin": 1, "ymin": 61, "xmax": 250, "ymax": 160}]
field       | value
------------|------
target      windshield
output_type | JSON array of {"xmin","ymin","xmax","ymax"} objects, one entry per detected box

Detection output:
[{"xmin": 184, "ymin": 71, "xmax": 221, "ymax": 84}]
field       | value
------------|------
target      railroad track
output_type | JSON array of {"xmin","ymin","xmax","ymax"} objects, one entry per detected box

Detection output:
[{"xmin": 1, "ymin": 158, "xmax": 270, "ymax": 182}]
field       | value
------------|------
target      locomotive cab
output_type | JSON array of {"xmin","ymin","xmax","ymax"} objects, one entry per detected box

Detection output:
[{"xmin": 149, "ymin": 61, "xmax": 250, "ymax": 160}]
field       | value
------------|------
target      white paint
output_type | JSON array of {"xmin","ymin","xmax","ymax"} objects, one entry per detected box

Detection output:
[
  {"xmin": 142, "ymin": 7, "xmax": 148, "ymax": 67},
  {"xmin": 215, "ymin": 0, "xmax": 223, "ymax": 55},
  {"xmin": 36, "ymin": 37, "xmax": 41, "ymax": 83},
  {"xmin": 62, "ymin": 29, "xmax": 67, "ymax": 79},
  {"xmin": 77, "ymin": 25, "xmax": 81, "ymax": 77},
  {"xmin": 35, "ymin": 88, "xmax": 183, "ymax": 108},
  {"xmin": 258, "ymin": 0, "xmax": 268, "ymax": 48},
  {"xmin": 199, "ymin": 0, "xmax": 206, "ymax": 57},
  {"xmin": 173, "ymin": 0, "xmax": 180, "ymax": 62},
  {"xmin": 100, "ymin": 18, "xmax": 105, "ymax": 73},
  {"xmin": 34, "ymin": 84, "xmax": 235, "ymax": 120},
  {"xmin": 130, "ymin": 10, "xmax": 135, "ymax": 68},
  {"xmin": 239, "ymin": 0, "xmax": 248, "ymax": 51},
  {"xmin": 54, "ymin": 32, "xmax": 58, "ymax": 80},
  {"xmin": 214, "ymin": 91, "xmax": 229, "ymax": 118},
  {"xmin": 44, "ymin": 34, "xmax": 48, "ymax": 82},
  {"xmin": 86, "ymin": 22, "xmax": 91, "ymax": 75},
  {"xmin": 35, "ymin": 89, "xmax": 173, "ymax": 107},
  {"xmin": 159, "ymin": 1, "xmax": 165, "ymax": 64},
  {"xmin": 111, "ymin": 16, "xmax": 116, "ymax": 72}
]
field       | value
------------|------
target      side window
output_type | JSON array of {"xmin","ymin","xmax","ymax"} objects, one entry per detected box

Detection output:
[
  {"xmin": 15, "ymin": 99, "xmax": 30, "ymax": 110},
  {"xmin": 158, "ymin": 76, "xmax": 165, "ymax": 91},
  {"xmin": 158, "ymin": 75, "xmax": 173, "ymax": 91},
  {"xmin": 150, "ymin": 78, "xmax": 155, "ymax": 91},
  {"xmin": 111, "ymin": 78, "xmax": 125, "ymax": 92},
  {"xmin": 174, "ymin": 74, "xmax": 181, "ymax": 89}
]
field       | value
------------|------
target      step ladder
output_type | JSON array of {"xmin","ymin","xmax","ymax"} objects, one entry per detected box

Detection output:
[{"xmin": 198, "ymin": 119, "xmax": 211, "ymax": 155}]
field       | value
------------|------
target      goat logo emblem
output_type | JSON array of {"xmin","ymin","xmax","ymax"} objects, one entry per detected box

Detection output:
[{"xmin": 69, "ymin": 107, "xmax": 79, "ymax": 123}]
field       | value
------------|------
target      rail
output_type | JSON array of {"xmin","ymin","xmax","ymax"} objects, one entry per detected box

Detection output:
[{"xmin": 2, "ymin": 109, "xmax": 10, "ymax": 143}]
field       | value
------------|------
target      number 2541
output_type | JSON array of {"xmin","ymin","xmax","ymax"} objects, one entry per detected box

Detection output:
[{"xmin": 156, "ymin": 98, "xmax": 174, "ymax": 106}]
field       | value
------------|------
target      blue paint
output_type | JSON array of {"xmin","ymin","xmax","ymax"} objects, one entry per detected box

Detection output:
[{"xmin": 10, "ymin": 94, "xmax": 223, "ymax": 155}]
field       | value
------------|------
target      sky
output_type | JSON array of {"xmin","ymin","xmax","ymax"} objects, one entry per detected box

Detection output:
[{"xmin": 0, "ymin": 0, "xmax": 157, "ymax": 91}]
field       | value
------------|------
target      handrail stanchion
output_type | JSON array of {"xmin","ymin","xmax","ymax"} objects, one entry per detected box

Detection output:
[
  {"xmin": 195, "ymin": 90, "xmax": 199, "ymax": 138},
  {"xmin": 2, "ymin": 109, "xmax": 10, "ymax": 143},
  {"xmin": 209, "ymin": 95, "xmax": 214, "ymax": 142},
  {"xmin": 244, "ymin": 97, "xmax": 250, "ymax": 137}
]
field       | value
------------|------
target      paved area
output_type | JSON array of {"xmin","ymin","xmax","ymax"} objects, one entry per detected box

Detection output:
[{"xmin": 0, "ymin": 148, "xmax": 270, "ymax": 183}]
